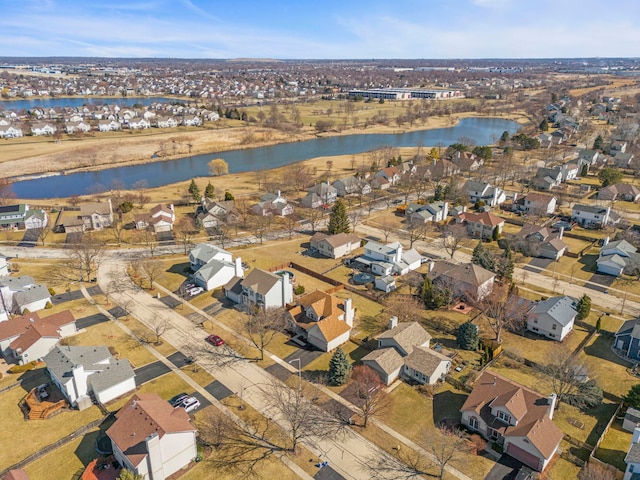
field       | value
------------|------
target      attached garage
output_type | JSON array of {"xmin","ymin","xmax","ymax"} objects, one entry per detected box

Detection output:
[{"xmin": 506, "ymin": 442, "xmax": 542, "ymax": 471}]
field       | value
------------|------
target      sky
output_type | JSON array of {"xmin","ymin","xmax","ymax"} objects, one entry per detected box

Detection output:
[{"xmin": 2, "ymin": 0, "xmax": 640, "ymax": 59}]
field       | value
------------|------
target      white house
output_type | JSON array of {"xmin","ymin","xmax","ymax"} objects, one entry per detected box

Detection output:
[
  {"xmin": 0, "ymin": 276, "xmax": 52, "ymax": 318},
  {"xmin": 526, "ymin": 296, "xmax": 578, "ymax": 342},
  {"xmin": 333, "ymin": 176, "xmax": 371, "ymax": 197},
  {"xmin": 98, "ymin": 120, "xmax": 121, "ymax": 132},
  {"xmin": 225, "ymin": 268, "xmax": 293, "ymax": 310},
  {"xmin": 107, "ymin": 393, "xmax": 197, "ymax": 480},
  {"xmin": 0, "ymin": 310, "xmax": 76, "ymax": 365},
  {"xmin": 460, "ymin": 372, "xmax": 563, "ymax": 472},
  {"xmin": 251, "ymin": 191, "xmax": 294, "ymax": 216},
  {"xmin": 287, "ymin": 291, "xmax": 354, "ymax": 351},
  {"xmin": 30, "ymin": 122, "xmax": 57, "ymax": 136},
  {"xmin": 463, "ymin": 181, "xmax": 506, "ymax": 207},
  {"xmin": 356, "ymin": 240, "xmax": 423, "ymax": 276},
  {"xmin": 194, "ymin": 257, "xmax": 244, "ymax": 292},
  {"xmin": 80, "ymin": 199, "xmax": 114, "ymax": 230},
  {"xmin": 0, "ymin": 125, "xmax": 24, "ymax": 138},
  {"xmin": 128, "ymin": 118, "xmax": 150, "ymax": 130},
  {"xmin": 309, "ymin": 232, "xmax": 361, "ymax": 259},
  {"xmin": 134, "ymin": 204, "xmax": 175, "ymax": 233},
  {"xmin": 189, "ymin": 243, "xmax": 232, "ymax": 270},
  {"xmin": 512, "ymin": 193, "xmax": 557, "ymax": 216},
  {"xmin": 407, "ymin": 201, "xmax": 449, "ymax": 224},
  {"xmin": 571, "ymin": 204, "xmax": 615, "ymax": 228},
  {"xmin": 361, "ymin": 347, "xmax": 404, "ymax": 385},
  {"xmin": 623, "ymin": 427, "xmax": 640, "ymax": 480},
  {"xmin": 597, "ymin": 239, "xmax": 640, "ymax": 277},
  {"xmin": 44, "ymin": 345, "xmax": 136, "ymax": 409}
]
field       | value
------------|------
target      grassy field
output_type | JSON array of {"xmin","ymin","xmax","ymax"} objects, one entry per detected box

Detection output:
[
  {"xmin": 580, "ymin": 333, "xmax": 636, "ymax": 399},
  {"xmin": 594, "ymin": 418, "xmax": 631, "ymax": 471}
]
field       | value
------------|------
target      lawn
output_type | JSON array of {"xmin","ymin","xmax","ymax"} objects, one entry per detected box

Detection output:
[
  {"xmin": 302, "ymin": 341, "xmax": 371, "ymax": 374},
  {"xmin": 500, "ymin": 324, "xmax": 591, "ymax": 365},
  {"xmin": 23, "ymin": 429, "xmax": 102, "ymax": 480},
  {"xmin": 546, "ymin": 454, "xmax": 582, "ymax": 480},
  {"xmin": 106, "ymin": 371, "xmax": 194, "ymax": 412},
  {"xmin": 0, "ymin": 372, "xmax": 104, "ymax": 470},
  {"xmin": 594, "ymin": 418, "xmax": 632, "ymax": 471},
  {"xmin": 580, "ymin": 333, "xmax": 636, "ymax": 399},
  {"xmin": 64, "ymin": 319, "xmax": 157, "ymax": 368}
]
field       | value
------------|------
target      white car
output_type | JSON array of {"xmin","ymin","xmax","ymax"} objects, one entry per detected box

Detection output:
[
  {"xmin": 180, "ymin": 396, "xmax": 201, "ymax": 413},
  {"xmin": 188, "ymin": 287, "xmax": 204, "ymax": 296}
]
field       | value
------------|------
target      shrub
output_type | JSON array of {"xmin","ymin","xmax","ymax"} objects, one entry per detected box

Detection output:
[
  {"xmin": 22, "ymin": 308, "xmax": 30, "ymax": 314},
  {"xmin": 294, "ymin": 285, "xmax": 306, "ymax": 295},
  {"xmin": 48, "ymin": 287, "xmax": 56, "ymax": 296},
  {"xmin": 469, "ymin": 434, "xmax": 487, "ymax": 455},
  {"xmin": 8, "ymin": 361, "xmax": 38, "ymax": 374},
  {"xmin": 417, "ymin": 383, "xmax": 442, "ymax": 398},
  {"xmin": 44, "ymin": 301, "xmax": 53, "ymax": 309}
]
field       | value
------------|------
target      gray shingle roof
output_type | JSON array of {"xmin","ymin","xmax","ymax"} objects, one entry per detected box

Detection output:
[{"xmin": 377, "ymin": 322, "xmax": 431, "ymax": 355}]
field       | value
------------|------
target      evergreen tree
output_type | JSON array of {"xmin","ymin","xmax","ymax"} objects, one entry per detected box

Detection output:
[
  {"xmin": 224, "ymin": 191, "xmax": 235, "ymax": 201},
  {"xmin": 328, "ymin": 347, "xmax": 351, "ymax": 386},
  {"xmin": 496, "ymin": 246, "xmax": 514, "ymax": 282},
  {"xmin": 593, "ymin": 134, "xmax": 604, "ymax": 151},
  {"xmin": 539, "ymin": 119, "xmax": 549, "ymax": 131},
  {"xmin": 433, "ymin": 184, "xmax": 444, "ymax": 201},
  {"xmin": 420, "ymin": 277, "xmax": 448, "ymax": 309},
  {"xmin": 551, "ymin": 92, "xmax": 558, "ymax": 104},
  {"xmin": 580, "ymin": 163, "xmax": 589, "ymax": 177},
  {"xmin": 457, "ymin": 321, "xmax": 480, "ymax": 351},
  {"xmin": 471, "ymin": 241, "xmax": 494, "ymax": 271},
  {"xmin": 472, "ymin": 145, "xmax": 493, "ymax": 160},
  {"xmin": 576, "ymin": 294, "xmax": 591, "ymax": 321},
  {"xmin": 625, "ymin": 384, "xmax": 640, "ymax": 409},
  {"xmin": 204, "ymin": 182, "xmax": 215, "ymax": 199},
  {"xmin": 188, "ymin": 179, "xmax": 201, "ymax": 204},
  {"xmin": 492, "ymin": 226, "xmax": 500, "ymax": 242},
  {"xmin": 598, "ymin": 167, "xmax": 623, "ymax": 187},
  {"xmin": 595, "ymin": 316, "xmax": 602, "ymax": 332},
  {"xmin": 327, "ymin": 199, "xmax": 350, "ymax": 234},
  {"xmin": 500, "ymin": 131, "xmax": 510, "ymax": 143}
]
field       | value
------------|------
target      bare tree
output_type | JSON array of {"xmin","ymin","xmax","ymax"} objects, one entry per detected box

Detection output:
[
  {"xmin": 278, "ymin": 212, "xmax": 299, "ymax": 240},
  {"xmin": 430, "ymin": 427, "xmax": 471, "ymax": 480},
  {"xmin": 404, "ymin": 220, "xmax": 429, "ymax": 249},
  {"xmin": 578, "ymin": 461, "xmax": 617, "ymax": 480},
  {"xmin": 37, "ymin": 225, "xmax": 51, "ymax": 246},
  {"xmin": 378, "ymin": 217, "xmax": 395, "ymax": 242},
  {"xmin": 350, "ymin": 365, "xmax": 391, "ymax": 428},
  {"xmin": 174, "ymin": 216, "xmax": 197, "ymax": 255},
  {"xmin": 439, "ymin": 223, "xmax": 467, "ymax": 259},
  {"xmin": 298, "ymin": 208, "xmax": 324, "ymax": 234},
  {"xmin": 209, "ymin": 158, "xmax": 229, "ymax": 176},
  {"xmin": 140, "ymin": 257, "xmax": 165, "ymax": 290},
  {"xmin": 468, "ymin": 283, "xmax": 529, "ymax": 343},
  {"xmin": 136, "ymin": 229, "xmax": 158, "ymax": 257},
  {"xmin": 195, "ymin": 408, "xmax": 285, "ymax": 476},
  {"xmin": 384, "ymin": 295, "xmax": 424, "ymax": 324},
  {"xmin": 364, "ymin": 449, "xmax": 430, "ymax": 480},
  {"xmin": 70, "ymin": 232, "xmax": 106, "ymax": 282},
  {"xmin": 244, "ymin": 307, "xmax": 287, "ymax": 361},
  {"xmin": 111, "ymin": 217, "xmax": 127, "ymax": 247},
  {"xmin": 149, "ymin": 316, "xmax": 169, "ymax": 344},
  {"xmin": 540, "ymin": 345, "xmax": 594, "ymax": 410}
]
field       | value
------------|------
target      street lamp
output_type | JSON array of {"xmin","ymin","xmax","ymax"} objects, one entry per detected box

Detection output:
[{"xmin": 289, "ymin": 358, "xmax": 302, "ymax": 391}]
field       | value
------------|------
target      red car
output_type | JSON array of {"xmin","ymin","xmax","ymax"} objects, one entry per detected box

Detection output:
[{"xmin": 206, "ymin": 334, "xmax": 224, "ymax": 347}]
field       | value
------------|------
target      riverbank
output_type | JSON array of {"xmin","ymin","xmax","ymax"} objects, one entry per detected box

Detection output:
[{"xmin": 4, "ymin": 109, "xmax": 528, "ymax": 182}]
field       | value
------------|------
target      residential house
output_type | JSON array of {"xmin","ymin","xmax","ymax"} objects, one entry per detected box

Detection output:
[
  {"xmin": 526, "ymin": 296, "xmax": 578, "ymax": 341},
  {"xmin": 286, "ymin": 291, "xmax": 354, "ymax": 351},
  {"xmin": 197, "ymin": 198, "xmax": 239, "ymax": 229},
  {"xmin": 460, "ymin": 371, "xmax": 563, "ymax": 472},
  {"xmin": 614, "ymin": 318, "xmax": 640, "ymax": 360},
  {"xmin": 614, "ymin": 152, "xmax": 635, "ymax": 169},
  {"xmin": 537, "ymin": 133, "xmax": 553, "ymax": 149},
  {"xmin": 0, "ymin": 311, "xmax": 76, "ymax": 365},
  {"xmin": 597, "ymin": 239, "xmax": 640, "ymax": 277},
  {"xmin": 65, "ymin": 121, "xmax": 91, "ymax": 134},
  {"xmin": 80, "ymin": 199, "xmax": 114, "ymax": 230},
  {"xmin": 370, "ymin": 175, "xmax": 391, "ymax": 190},
  {"xmin": 44, "ymin": 345, "xmax": 135, "ymax": 409},
  {"xmin": 300, "ymin": 192, "xmax": 324, "ymax": 209},
  {"xmin": 194, "ymin": 257, "xmax": 244, "ymax": 292},
  {"xmin": 24, "ymin": 209, "xmax": 48, "ymax": 230},
  {"xmin": 107, "ymin": 393, "xmax": 197, "ymax": 480},
  {"xmin": 624, "ymin": 427, "xmax": 640, "ymax": 480},
  {"xmin": 512, "ymin": 193, "xmax": 557, "ymax": 216},
  {"xmin": 407, "ymin": 201, "xmax": 449, "ymax": 224},
  {"xmin": 0, "ymin": 124, "xmax": 24, "ymax": 138},
  {"xmin": 98, "ymin": 120, "xmax": 121, "ymax": 132},
  {"xmin": 452, "ymin": 151, "xmax": 483, "ymax": 172},
  {"xmin": 623, "ymin": 408, "xmax": 640, "ymax": 433},
  {"xmin": 333, "ymin": 176, "xmax": 371, "ymax": 197},
  {"xmin": 579, "ymin": 149, "xmax": 600, "ymax": 165},
  {"xmin": 428, "ymin": 262, "xmax": 495, "ymax": 300},
  {"xmin": 456, "ymin": 211, "xmax": 504, "ymax": 239},
  {"xmin": 189, "ymin": 243, "xmax": 233, "ymax": 271},
  {"xmin": 30, "ymin": 122, "xmax": 57, "ymax": 136},
  {"xmin": 532, "ymin": 168, "xmax": 562, "ymax": 191},
  {"xmin": 515, "ymin": 224, "xmax": 568, "ymax": 261},
  {"xmin": 572, "ymin": 204, "xmax": 618, "ymax": 228},
  {"xmin": 374, "ymin": 166, "xmax": 402, "ymax": 186},
  {"xmin": 134, "ymin": 204, "xmax": 175, "ymax": 233},
  {"xmin": 307, "ymin": 182, "xmax": 338, "ymax": 205},
  {"xmin": 0, "ymin": 204, "xmax": 28, "ymax": 229},
  {"xmin": 557, "ymin": 162, "xmax": 580, "ymax": 182},
  {"xmin": 251, "ymin": 191, "xmax": 294, "ymax": 216},
  {"xmin": 309, "ymin": 232, "xmax": 361, "ymax": 259},
  {"xmin": 598, "ymin": 183, "xmax": 640, "ymax": 202},
  {"xmin": 182, "ymin": 115, "xmax": 202, "ymax": 126},
  {"xmin": 127, "ymin": 118, "xmax": 150, "ymax": 130},
  {"xmin": 0, "ymin": 275, "xmax": 52, "ymax": 319},
  {"xmin": 154, "ymin": 116, "xmax": 178, "ymax": 129},
  {"xmin": 611, "ymin": 140, "xmax": 628, "ymax": 154},
  {"xmin": 354, "ymin": 240, "xmax": 423, "ymax": 276},
  {"xmin": 374, "ymin": 275, "xmax": 396, "ymax": 293},
  {"xmin": 463, "ymin": 181, "xmax": 506, "ymax": 207},
  {"xmin": 224, "ymin": 268, "xmax": 293, "ymax": 310},
  {"xmin": 362, "ymin": 317, "xmax": 450, "ymax": 386}
]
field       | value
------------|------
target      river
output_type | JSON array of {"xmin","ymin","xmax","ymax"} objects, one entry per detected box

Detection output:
[{"xmin": 11, "ymin": 117, "xmax": 520, "ymax": 199}]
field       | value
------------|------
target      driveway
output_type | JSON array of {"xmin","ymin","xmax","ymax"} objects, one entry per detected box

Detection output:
[
  {"xmin": 314, "ymin": 466, "xmax": 346, "ymax": 480},
  {"xmin": 528, "ymin": 258, "xmax": 553, "ymax": 269},
  {"xmin": 485, "ymin": 454, "xmax": 524, "ymax": 480},
  {"xmin": 134, "ymin": 361, "xmax": 171, "ymax": 386},
  {"xmin": 167, "ymin": 351, "xmax": 194, "ymax": 368},
  {"xmin": 284, "ymin": 346, "xmax": 324, "ymax": 369},
  {"xmin": 18, "ymin": 228, "xmax": 39, "ymax": 248},
  {"xmin": 587, "ymin": 273, "xmax": 616, "ymax": 293},
  {"xmin": 52, "ymin": 289, "xmax": 85, "ymax": 304},
  {"xmin": 204, "ymin": 380, "xmax": 234, "ymax": 400},
  {"xmin": 76, "ymin": 313, "xmax": 109, "ymax": 329}
]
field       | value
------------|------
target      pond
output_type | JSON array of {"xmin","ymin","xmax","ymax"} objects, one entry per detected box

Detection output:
[{"xmin": 11, "ymin": 117, "xmax": 521, "ymax": 199}]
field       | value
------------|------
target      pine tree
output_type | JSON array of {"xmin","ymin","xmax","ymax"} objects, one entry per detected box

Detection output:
[
  {"xmin": 580, "ymin": 163, "xmax": 589, "ymax": 177},
  {"xmin": 188, "ymin": 179, "xmax": 200, "ymax": 204},
  {"xmin": 539, "ymin": 119, "xmax": 549, "ymax": 131},
  {"xmin": 500, "ymin": 131, "xmax": 510, "ymax": 143},
  {"xmin": 624, "ymin": 384, "xmax": 640, "ymax": 409},
  {"xmin": 595, "ymin": 316, "xmax": 602, "ymax": 332},
  {"xmin": 492, "ymin": 226, "xmax": 500, "ymax": 242},
  {"xmin": 328, "ymin": 347, "xmax": 351, "ymax": 386},
  {"xmin": 224, "ymin": 191, "xmax": 235, "ymax": 201},
  {"xmin": 204, "ymin": 182, "xmax": 215, "ymax": 199},
  {"xmin": 457, "ymin": 321, "xmax": 479, "ymax": 351},
  {"xmin": 471, "ymin": 241, "xmax": 494, "ymax": 271},
  {"xmin": 420, "ymin": 277, "xmax": 447, "ymax": 309},
  {"xmin": 327, "ymin": 199, "xmax": 350, "ymax": 234},
  {"xmin": 593, "ymin": 134, "xmax": 604, "ymax": 151},
  {"xmin": 576, "ymin": 294, "xmax": 591, "ymax": 321},
  {"xmin": 496, "ymin": 246, "xmax": 514, "ymax": 282}
]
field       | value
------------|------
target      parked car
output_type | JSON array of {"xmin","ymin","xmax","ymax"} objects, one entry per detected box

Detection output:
[
  {"xmin": 206, "ymin": 334, "xmax": 224, "ymax": 347},
  {"xmin": 514, "ymin": 466, "xmax": 537, "ymax": 480},
  {"xmin": 188, "ymin": 287, "xmax": 204, "ymax": 296},
  {"xmin": 169, "ymin": 392, "xmax": 189, "ymax": 407},
  {"xmin": 180, "ymin": 396, "xmax": 201, "ymax": 413}
]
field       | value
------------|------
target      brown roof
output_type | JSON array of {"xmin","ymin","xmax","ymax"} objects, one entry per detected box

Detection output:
[
  {"xmin": 457, "ymin": 211, "xmax": 504, "ymax": 227},
  {"xmin": 403, "ymin": 346, "xmax": 450, "ymax": 378},
  {"xmin": 237, "ymin": 268, "xmax": 281, "ymax": 295},
  {"xmin": 429, "ymin": 262, "xmax": 495, "ymax": 288},
  {"xmin": 288, "ymin": 291, "xmax": 351, "ymax": 343},
  {"xmin": 461, "ymin": 371, "xmax": 563, "ymax": 459},
  {"xmin": 80, "ymin": 200, "xmax": 112, "ymax": 217},
  {"xmin": 106, "ymin": 393, "xmax": 195, "ymax": 468},
  {"xmin": 377, "ymin": 322, "xmax": 431, "ymax": 355},
  {"xmin": 4, "ymin": 470, "xmax": 30, "ymax": 480},
  {"xmin": 362, "ymin": 348, "xmax": 404, "ymax": 375},
  {"xmin": 523, "ymin": 192, "xmax": 555, "ymax": 205},
  {"xmin": 0, "ymin": 311, "xmax": 75, "ymax": 351},
  {"xmin": 323, "ymin": 233, "xmax": 361, "ymax": 249}
]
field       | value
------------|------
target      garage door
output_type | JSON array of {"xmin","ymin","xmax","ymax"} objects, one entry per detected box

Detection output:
[{"xmin": 506, "ymin": 442, "xmax": 541, "ymax": 471}]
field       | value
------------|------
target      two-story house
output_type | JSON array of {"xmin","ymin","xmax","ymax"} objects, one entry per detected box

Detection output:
[
  {"xmin": 309, "ymin": 232, "xmax": 361, "ymax": 259},
  {"xmin": 572, "ymin": 204, "xmax": 618, "ymax": 228},
  {"xmin": 224, "ymin": 268, "xmax": 293, "ymax": 310},
  {"xmin": 526, "ymin": 295, "xmax": 578, "ymax": 341},
  {"xmin": 512, "ymin": 193, "xmax": 557, "ymax": 216},
  {"xmin": 461, "ymin": 372, "xmax": 563, "ymax": 472},
  {"xmin": 354, "ymin": 240, "xmax": 423, "ymax": 276},
  {"xmin": 455, "ymin": 211, "xmax": 504, "ymax": 240},
  {"xmin": 287, "ymin": 291, "xmax": 354, "ymax": 351},
  {"xmin": 332, "ymin": 176, "xmax": 371, "ymax": 197},
  {"xmin": 463, "ymin": 181, "xmax": 506, "ymax": 207},
  {"xmin": 597, "ymin": 239, "xmax": 640, "ymax": 277},
  {"xmin": 80, "ymin": 199, "xmax": 114, "ymax": 230},
  {"xmin": 427, "ymin": 261, "xmax": 495, "ymax": 300}
]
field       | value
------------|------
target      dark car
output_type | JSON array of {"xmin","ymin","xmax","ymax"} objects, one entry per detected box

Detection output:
[
  {"xmin": 206, "ymin": 334, "xmax": 225, "ymax": 347},
  {"xmin": 169, "ymin": 392, "xmax": 189, "ymax": 407},
  {"xmin": 514, "ymin": 466, "xmax": 536, "ymax": 480}
]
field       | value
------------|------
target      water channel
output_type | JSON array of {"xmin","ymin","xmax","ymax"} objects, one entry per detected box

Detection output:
[{"xmin": 11, "ymin": 117, "xmax": 521, "ymax": 199}]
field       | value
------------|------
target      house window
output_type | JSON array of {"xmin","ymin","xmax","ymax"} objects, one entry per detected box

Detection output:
[
  {"xmin": 489, "ymin": 428, "xmax": 500, "ymax": 440},
  {"xmin": 469, "ymin": 417, "xmax": 479, "ymax": 429},
  {"xmin": 550, "ymin": 334, "xmax": 556, "ymax": 338},
  {"xmin": 533, "ymin": 319, "xmax": 538, "ymax": 323},
  {"xmin": 552, "ymin": 324, "xmax": 557, "ymax": 330},
  {"xmin": 497, "ymin": 411, "xmax": 512, "ymax": 424}
]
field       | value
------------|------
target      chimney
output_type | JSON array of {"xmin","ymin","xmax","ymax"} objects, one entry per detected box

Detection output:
[
  {"xmin": 72, "ymin": 364, "xmax": 87, "ymax": 403},
  {"xmin": 512, "ymin": 192, "xmax": 518, "ymax": 203},
  {"xmin": 344, "ymin": 298, "xmax": 354, "ymax": 327},
  {"xmin": 428, "ymin": 261, "xmax": 435, "ymax": 272},
  {"xmin": 633, "ymin": 426, "xmax": 640, "ymax": 445},
  {"xmin": 145, "ymin": 432, "xmax": 164, "ymax": 479},
  {"xmin": 558, "ymin": 226, "xmax": 564, "ymax": 239},
  {"xmin": 547, "ymin": 393, "xmax": 557, "ymax": 420},
  {"xmin": 281, "ymin": 272, "xmax": 292, "ymax": 306},
  {"xmin": 388, "ymin": 316, "xmax": 398, "ymax": 330},
  {"xmin": 234, "ymin": 257, "xmax": 244, "ymax": 278},
  {"xmin": 603, "ymin": 236, "xmax": 609, "ymax": 247},
  {"xmin": 276, "ymin": 190, "xmax": 281, "ymax": 198}
]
